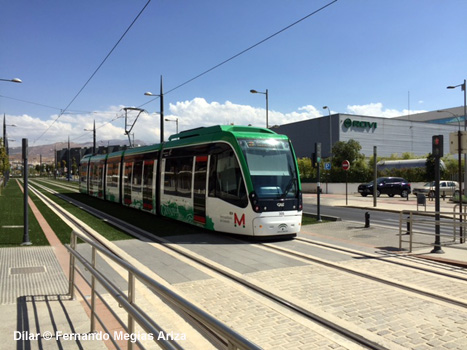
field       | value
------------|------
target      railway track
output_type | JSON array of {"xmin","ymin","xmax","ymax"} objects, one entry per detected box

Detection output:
[{"xmin": 28, "ymin": 179, "xmax": 467, "ymax": 349}]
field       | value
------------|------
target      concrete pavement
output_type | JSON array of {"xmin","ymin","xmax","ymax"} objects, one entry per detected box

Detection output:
[{"xmin": 302, "ymin": 192, "xmax": 467, "ymax": 267}]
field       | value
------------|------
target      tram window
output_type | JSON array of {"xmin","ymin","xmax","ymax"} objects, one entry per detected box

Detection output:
[
  {"xmin": 79, "ymin": 164, "xmax": 88, "ymax": 183},
  {"xmin": 133, "ymin": 161, "xmax": 143, "ymax": 192},
  {"xmin": 164, "ymin": 157, "xmax": 193, "ymax": 198},
  {"xmin": 209, "ymin": 150, "xmax": 247, "ymax": 207},
  {"xmin": 107, "ymin": 162, "xmax": 119, "ymax": 187},
  {"xmin": 124, "ymin": 163, "xmax": 132, "ymax": 187},
  {"xmin": 91, "ymin": 163, "xmax": 100, "ymax": 186},
  {"xmin": 143, "ymin": 161, "xmax": 154, "ymax": 188}
]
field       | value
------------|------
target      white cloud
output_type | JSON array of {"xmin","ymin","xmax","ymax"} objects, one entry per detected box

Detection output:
[
  {"xmin": 345, "ymin": 102, "xmax": 426, "ymax": 118},
  {"xmin": 4, "ymin": 99, "xmax": 427, "ymax": 148},
  {"xmin": 167, "ymin": 98, "xmax": 322, "ymax": 131}
]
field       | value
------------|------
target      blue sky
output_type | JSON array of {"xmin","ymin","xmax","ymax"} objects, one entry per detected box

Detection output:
[{"xmin": 1, "ymin": 0, "xmax": 467, "ymax": 147}]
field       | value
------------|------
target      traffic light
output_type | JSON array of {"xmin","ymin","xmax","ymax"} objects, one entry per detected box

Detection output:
[
  {"xmin": 315, "ymin": 142, "xmax": 321, "ymax": 163},
  {"xmin": 432, "ymin": 135, "xmax": 444, "ymax": 157}
]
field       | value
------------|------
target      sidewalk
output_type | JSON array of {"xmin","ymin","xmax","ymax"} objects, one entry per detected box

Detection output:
[
  {"xmin": 302, "ymin": 192, "xmax": 467, "ymax": 268},
  {"xmin": 303, "ymin": 191, "xmax": 460, "ymax": 213},
  {"xmin": 0, "ymin": 180, "xmax": 107, "ymax": 350}
]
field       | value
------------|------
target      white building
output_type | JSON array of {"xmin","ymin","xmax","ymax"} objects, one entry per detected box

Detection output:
[{"xmin": 273, "ymin": 107, "xmax": 464, "ymax": 158}]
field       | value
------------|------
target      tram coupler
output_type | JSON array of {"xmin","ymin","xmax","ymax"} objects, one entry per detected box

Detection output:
[{"xmin": 364, "ymin": 212, "xmax": 370, "ymax": 228}]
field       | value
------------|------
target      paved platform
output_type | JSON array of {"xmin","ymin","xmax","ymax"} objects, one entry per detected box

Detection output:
[
  {"xmin": 303, "ymin": 193, "xmax": 467, "ymax": 267},
  {"xmin": 0, "ymin": 247, "xmax": 107, "ymax": 350}
]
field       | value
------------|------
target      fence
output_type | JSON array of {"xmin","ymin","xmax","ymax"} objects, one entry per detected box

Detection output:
[
  {"xmin": 67, "ymin": 230, "xmax": 261, "ymax": 350},
  {"xmin": 399, "ymin": 207, "xmax": 467, "ymax": 253}
]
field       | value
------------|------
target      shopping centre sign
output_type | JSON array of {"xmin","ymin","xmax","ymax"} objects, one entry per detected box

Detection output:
[{"xmin": 343, "ymin": 118, "xmax": 377, "ymax": 129}]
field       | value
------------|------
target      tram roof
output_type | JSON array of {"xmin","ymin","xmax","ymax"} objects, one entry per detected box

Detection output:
[
  {"xmin": 81, "ymin": 125, "xmax": 289, "ymax": 162},
  {"xmin": 169, "ymin": 125, "xmax": 279, "ymax": 141}
]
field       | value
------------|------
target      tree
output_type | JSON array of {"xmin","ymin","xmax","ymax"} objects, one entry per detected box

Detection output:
[
  {"xmin": 331, "ymin": 139, "xmax": 365, "ymax": 168},
  {"xmin": 330, "ymin": 139, "xmax": 370, "ymax": 182},
  {"xmin": 426, "ymin": 153, "xmax": 445, "ymax": 181},
  {"xmin": 72, "ymin": 157, "xmax": 77, "ymax": 176},
  {"xmin": 0, "ymin": 140, "xmax": 9, "ymax": 176}
]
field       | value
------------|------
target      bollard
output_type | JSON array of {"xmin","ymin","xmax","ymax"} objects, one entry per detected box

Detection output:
[
  {"xmin": 406, "ymin": 216, "xmax": 410, "ymax": 235},
  {"xmin": 364, "ymin": 212, "xmax": 370, "ymax": 228}
]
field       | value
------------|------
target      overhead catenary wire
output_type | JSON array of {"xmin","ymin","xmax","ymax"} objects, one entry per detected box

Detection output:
[{"xmin": 33, "ymin": 0, "xmax": 153, "ymax": 145}]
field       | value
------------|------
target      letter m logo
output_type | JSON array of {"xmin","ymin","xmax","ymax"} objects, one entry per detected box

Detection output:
[{"xmin": 234, "ymin": 213, "xmax": 245, "ymax": 228}]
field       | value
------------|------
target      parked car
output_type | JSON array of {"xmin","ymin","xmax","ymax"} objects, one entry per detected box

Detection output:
[
  {"xmin": 358, "ymin": 177, "xmax": 411, "ymax": 198},
  {"xmin": 412, "ymin": 181, "xmax": 459, "ymax": 198}
]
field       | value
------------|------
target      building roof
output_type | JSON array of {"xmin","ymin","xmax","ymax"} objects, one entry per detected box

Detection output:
[{"xmin": 394, "ymin": 106, "xmax": 465, "ymax": 124}]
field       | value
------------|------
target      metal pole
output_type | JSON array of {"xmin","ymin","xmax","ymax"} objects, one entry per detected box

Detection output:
[
  {"xmin": 160, "ymin": 75, "xmax": 164, "ymax": 143},
  {"xmin": 68, "ymin": 231, "xmax": 77, "ymax": 299},
  {"xmin": 317, "ymin": 162, "xmax": 321, "ymax": 222},
  {"xmin": 265, "ymin": 89, "xmax": 269, "ymax": 129},
  {"xmin": 463, "ymin": 79, "xmax": 466, "ymax": 243},
  {"xmin": 93, "ymin": 120, "xmax": 96, "ymax": 154},
  {"xmin": 67, "ymin": 136, "xmax": 71, "ymax": 181},
  {"xmin": 373, "ymin": 146, "xmax": 377, "ymax": 207},
  {"xmin": 458, "ymin": 130, "xmax": 463, "ymax": 243},
  {"xmin": 91, "ymin": 246, "xmax": 96, "ymax": 332},
  {"xmin": 128, "ymin": 271, "xmax": 135, "ymax": 350},
  {"xmin": 345, "ymin": 171, "xmax": 348, "ymax": 205},
  {"xmin": 431, "ymin": 153, "xmax": 443, "ymax": 253},
  {"xmin": 22, "ymin": 138, "xmax": 31, "ymax": 246}
]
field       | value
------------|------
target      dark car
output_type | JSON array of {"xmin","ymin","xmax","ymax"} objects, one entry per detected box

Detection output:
[{"xmin": 358, "ymin": 177, "xmax": 411, "ymax": 198}]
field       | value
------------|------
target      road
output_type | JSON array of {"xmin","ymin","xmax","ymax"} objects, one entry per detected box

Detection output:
[{"xmin": 303, "ymin": 202, "xmax": 401, "ymax": 226}]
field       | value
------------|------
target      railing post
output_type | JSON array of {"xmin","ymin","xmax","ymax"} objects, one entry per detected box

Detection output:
[
  {"xmin": 399, "ymin": 211, "xmax": 403, "ymax": 250},
  {"xmin": 128, "ymin": 271, "xmax": 135, "ymax": 350},
  {"xmin": 409, "ymin": 212, "xmax": 413, "ymax": 253},
  {"xmin": 91, "ymin": 246, "xmax": 97, "ymax": 332},
  {"xmin": 68, "ymin": 231, "xmax": 77, "ymax": 299}
]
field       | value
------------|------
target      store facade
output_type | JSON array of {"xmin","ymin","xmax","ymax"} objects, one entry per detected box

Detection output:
[{"xmin": 273, "ymin": 112, "xmax": 460, "ymax": 158}]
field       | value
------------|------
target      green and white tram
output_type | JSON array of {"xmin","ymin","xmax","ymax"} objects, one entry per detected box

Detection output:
[{"xmin": 79, "ymin": 125, "xmax": 302, "ymax": 238}]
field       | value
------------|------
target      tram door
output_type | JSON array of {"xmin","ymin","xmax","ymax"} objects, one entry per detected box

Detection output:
[{"xmin": 193, "ymin": 156, "xmax": 207, "ymax": 224}]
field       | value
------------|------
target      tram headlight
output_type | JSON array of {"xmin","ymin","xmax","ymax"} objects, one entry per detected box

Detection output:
[{"xmin": 249, "ymin": 191, "xmax": 262, "ymax": 213}]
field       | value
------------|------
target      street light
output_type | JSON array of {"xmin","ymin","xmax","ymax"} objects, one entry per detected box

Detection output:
[
  {"xmin": 447, "ymin": 79, "xmax": 467, "ymax": 243},
  {"xmin": 323, "ymin": 106, "xmax": 332, "ymax": 158},
  {"xmin": 250, "ymin": 89, "xmax": 269, "ymax": 128},
  {"xmin": 165, "ymin": 118, "xmax": 179, "ymax": 134},
  {"xmin": 84, "ymin": 120, "xmax": 96, "ymax": 154},
  {"xmin": 0, "ymin": 78, "xmax": 22, "ymax": 83},
  {"xmin": 144, "ymin": 75, "xmax": 165, "ymax": 143}
]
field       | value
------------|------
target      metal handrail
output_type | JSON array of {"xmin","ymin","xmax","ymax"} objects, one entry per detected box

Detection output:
[
  {"xmin": 399, "ymin": 209, "xmax": 467, "ymax": 252},
  {"xmin": 67, "ymin": 230, "xmax": 261, "ymax": 350}
]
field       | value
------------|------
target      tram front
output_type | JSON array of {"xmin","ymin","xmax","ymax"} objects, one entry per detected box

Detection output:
[{"xmin": 239, "ymin": 137, "xmax": 302, "ymax": 237}]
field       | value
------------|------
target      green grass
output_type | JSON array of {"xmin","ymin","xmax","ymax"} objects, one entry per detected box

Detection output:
[
  {"xmin": 301, "ymin": 215, "xmax": 329, "ymax": 225},
  {"xmin": 29, "ymin": 181, "xmax": 135, "ymax": 243},
  {"xmin": 0, "ymin": 180, "xmax": 49, "ymax": 246}
]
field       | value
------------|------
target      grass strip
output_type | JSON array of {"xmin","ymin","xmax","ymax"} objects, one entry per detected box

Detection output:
[
  {"xmin": 30, "ymin": 184, "xmax": 134, "ymax": 242},
  {"xmin": 0, "ymin": 180, "xmax": 49, "ymax": 246}
]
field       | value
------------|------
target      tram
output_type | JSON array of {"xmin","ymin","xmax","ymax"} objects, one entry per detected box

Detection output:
[{"xmin": 79, "ymin": 125, "xmax": 302, "ymax": 238}]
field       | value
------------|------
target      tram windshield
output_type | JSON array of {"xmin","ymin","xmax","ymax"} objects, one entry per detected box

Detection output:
[{"xmin": 239, "ymin": 138, "xmax": 298, "ymax": 199}]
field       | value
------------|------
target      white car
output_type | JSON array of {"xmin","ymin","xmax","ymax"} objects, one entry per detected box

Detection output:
[{"xmin": 412, "ymin": 181, "xmax": 460, "ymax": 198}]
